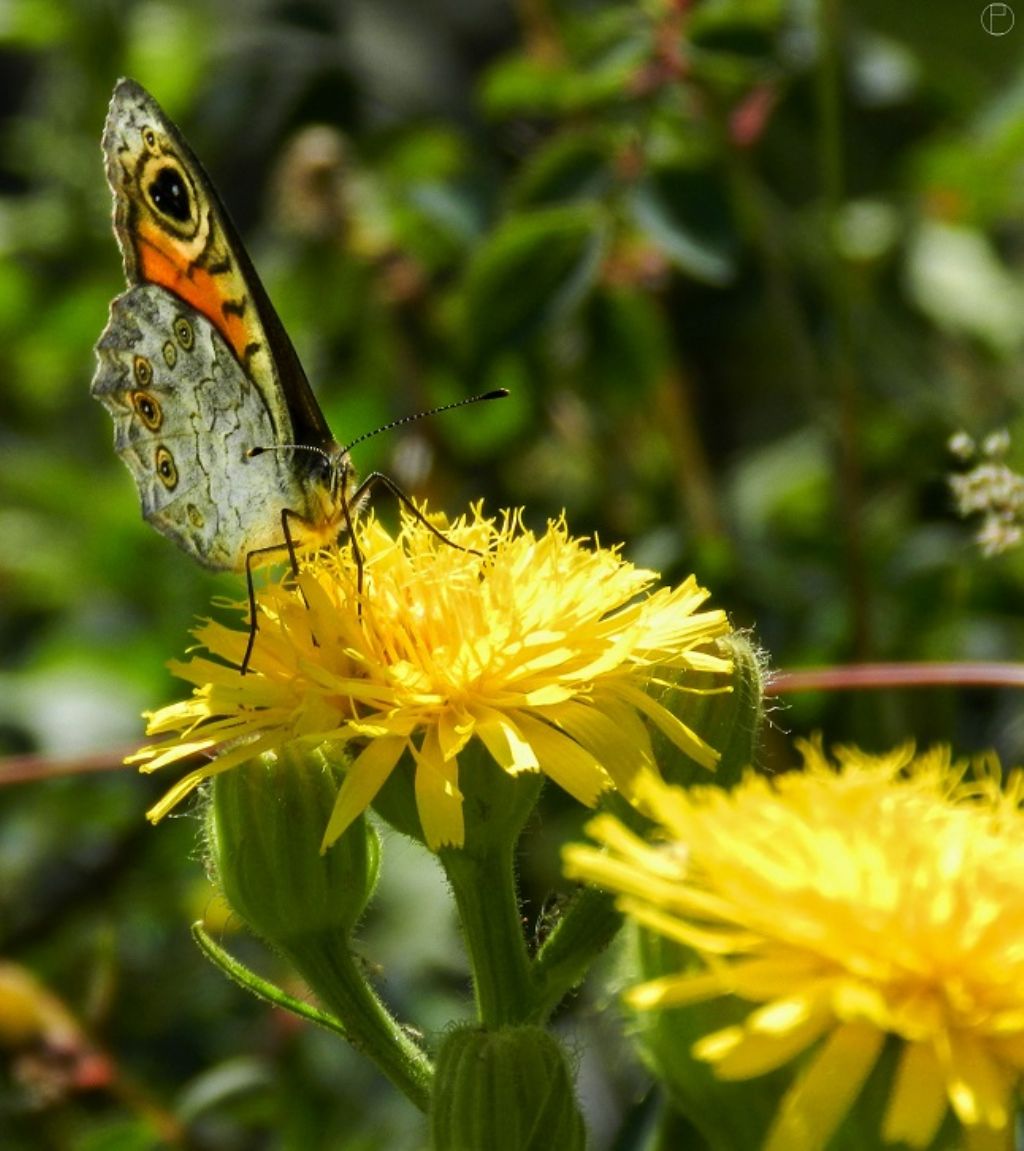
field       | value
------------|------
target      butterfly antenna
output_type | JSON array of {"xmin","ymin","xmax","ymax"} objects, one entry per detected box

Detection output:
[
  {"xmin": 246, "ymin": 443, "xmax": 333, "ymax": 461},
  {"xmin": 340, "ymin": 388, "xmax": 508, "ymax": 455},
  {"xmin": 246, "ymin": 389, "xmax": 508, "ymax": 461}
]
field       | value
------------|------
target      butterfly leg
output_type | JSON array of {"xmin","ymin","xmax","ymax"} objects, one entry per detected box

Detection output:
[
  {"xmin": 279, "ymin": 507, "xmax": 305, "ymax": 577},
  {"xmin": 339, "ymin": 476, "xmax": 366, "ymax": 600},
  {"xmin": 239, "ymin": 509, "xmax": 313, "ymax": 674},
  {"xmin": 241, "ymin": 542, "xmax": 285, "ymax": 675},
  {"xmin": 280, "ymin": 506, "xmax": 329, "ymax": 649},
  {"xmin": 351, "ymin": 471, "xmax": 482, "ymax": 558}
]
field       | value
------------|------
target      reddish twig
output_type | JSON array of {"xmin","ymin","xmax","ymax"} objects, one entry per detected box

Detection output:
[
  {"xmin": 0, "ymin": 748, "xmax": 137, "ymax": 786},
  {"xmin": 768, "ymin": 662, "xmax": 1024, "ymax": 696}
]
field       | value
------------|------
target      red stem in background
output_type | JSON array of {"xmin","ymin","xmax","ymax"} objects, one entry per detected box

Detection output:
[
  {"xmin": 3, "ymin": 661, "xmax": 1024, "ymax": 785},
  {"xmin": 768, "ymin": 663, "xmax": 1024, "ymax": 695}
]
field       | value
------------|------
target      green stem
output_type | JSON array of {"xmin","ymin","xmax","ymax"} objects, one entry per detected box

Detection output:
[
  {"xmin": 531, "ymin": 885, "xmax": 622, "ymax": 1022},
  {"xmin": 817, "ymin": 0, "xmax": 870, "ymax": 661},
  {"xmin": 440, "ymin": 845, "xmax": 535, "ymax": 1027},
  {"xmin": 282, "ymin": 932, "xmax": 434, "ymax": 1112}
]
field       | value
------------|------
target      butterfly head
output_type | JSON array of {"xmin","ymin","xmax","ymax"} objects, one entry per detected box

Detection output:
[
  {"xmin": 247, "ymin": 440, "xmax": 359, "ymax": 549},
  {"xmin": 307, "ymin": 442, "xmax": 360, "ymax": 524}
]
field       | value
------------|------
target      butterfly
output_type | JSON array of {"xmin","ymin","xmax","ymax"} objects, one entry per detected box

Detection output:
[
  {"xmin": 93, "ymin": 79, "xmax": 504, "ymax": 670},
  {"xmin": 91, "ymin": 78, "xmax": 363, "ymax": 564},
  {"xmin": 92, "ymin": 79, "xmax": 375, "ymax": 670}
]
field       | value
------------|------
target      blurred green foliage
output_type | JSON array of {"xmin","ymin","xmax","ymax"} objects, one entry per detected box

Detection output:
[{"xmin": 2, "ymin": 0, "xmax": 1024, "ymax": 1147}]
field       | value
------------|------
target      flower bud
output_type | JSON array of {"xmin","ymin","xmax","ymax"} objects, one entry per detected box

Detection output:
[
  {"xmin": 651, "ymin": 631, "xmax": 765, "ymax": 790},
  {"xmin": 207, "ymin": 744, "xmax": 379, "ymax": 946},
  {"xmin": 628, "ymin": 928, "xmax": 780, "ymax": 1150},
  {"xmin": 430, "ymin": 1025, "xmax": 585, "ymax": 1151},
  {"xmin": 631, "ymin": 926, "xmax": 951, "ymax": 1151}
]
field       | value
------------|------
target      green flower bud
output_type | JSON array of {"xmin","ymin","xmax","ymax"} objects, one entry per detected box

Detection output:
[
  {"xmin": 629, "ymin": 927, "xmax": 782, "ymax": 1150},
  {"xmin": 207, "ymin": 743, "xmax": 379, "ymax": 946},
  {"xmin": 430, "ymin": 1025, "xmax": 586, "ymax": 1151},
  {"xmin": 205, "ymin": 746, "xmax": 434, "ymax": 1113},
  {"xmin": 631, "ymin": 927, "xmax": 958, "ymax": 1151},
  {"xmin": 651, "ymin": 631, "xmax": 765, "ymax": 790}
]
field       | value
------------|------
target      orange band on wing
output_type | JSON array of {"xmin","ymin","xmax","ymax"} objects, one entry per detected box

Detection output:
[{"xmin": 137, "ymin": 222, "xmax": 252, "ymax": 364}]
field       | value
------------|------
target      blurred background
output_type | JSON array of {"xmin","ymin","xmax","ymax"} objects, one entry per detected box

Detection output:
[{"xmin": 2, "ymin": 0, "xmax": 1024, "ymax": 1146}]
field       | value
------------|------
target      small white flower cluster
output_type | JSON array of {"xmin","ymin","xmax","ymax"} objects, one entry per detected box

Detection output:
[{"xmin": 949, "ymin": 429, "xmax": 1024, "ymax": 556}]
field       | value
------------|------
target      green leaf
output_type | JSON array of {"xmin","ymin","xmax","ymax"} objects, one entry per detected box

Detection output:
[
  {"xmin": 480, "ymin": 37, "xmax": 646, "ymax": 118},
  {"xmin": 509, "ymin": 129, "xmax": 616, "ymax": 208},
  {"xmin": 689, "ymin": 0, "xmax": 787, "ymax": 38},
  {"xmin": 628, "ymin": 168, "xmax": 737, "ymax": 285},
  {"xmin": 191, "ymin": 921, "xmax": 350, "ymax": 1039},
  {"xmin": 464, "ymin": 205, "xmax": 606, "ymax": 358},
  {"xmin": 175, "ymin": 1057, "xmax": 276, "ymax": 1123},
  {"xmin": 586, "ymin": 288, "xmax": 672, "ymax": 402},
  {"xmin": 74, "ymin": 1119, "xmax": 167, "ymax": 1151}
]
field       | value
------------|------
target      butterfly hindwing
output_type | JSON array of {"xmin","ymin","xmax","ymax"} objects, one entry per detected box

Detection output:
[{"xmin": 93, "ymin": 283, "xmax": 311, "ymax": 568}]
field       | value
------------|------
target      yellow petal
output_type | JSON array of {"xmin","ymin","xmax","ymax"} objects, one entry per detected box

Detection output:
[
  {"xmin": 144, "ymin": 736, "xmax": 280, "ymax": 821},
  {"xmin": 699, "ymin": 997, "xmax": 833, "ymax": 1079},
  {"xmin": 724, "ymin": 956, "xmax": 831, "ymax": 1001},
  {"xmin": 947, "ymin": 1029, "xmax": 1013, "ymax": 1130},
  {"xmin": 964, "ymin": 1125, "xmax": 1014, "ymax": 1151},
  {"xmin": 882, "ymin": 1041, "xmax": 949, "ymax": 1148},
  {"xmin": 511, "ymin": 712, "xmax": 612, "ymax": 807},
  {"xmin": 615, "ymin": 681, "xmax": 719, "ymax": 769},
  {"xmin": 548, "ymin": 698, "xmax": 654, "ymax": 793},
  {"xmin": 436, "ymin": 707, "xmax": 475, "ymax": 762},
  {"xmin": 626, "ymin": 970, "xmax": 726, "ymax": 1010},
  {"xmin": 618, "ymin": 899, "xmax": 756, "ymax": 957},
  {"xmin": 473, "ymin": 709, "xmax": 540, "ymax": 774},
  {"xmin": 128, "ymin": 738, "xmax": 218, "ymax": 769},
  {"xmin": 413, "ymin": 727, "xmax": 464, "ymax": 849},
  {"xmin": 764, "ymin": 1021, "xmax": 884, "ymax": 1151},
  {"xmin": 321, "ymin": 736, "xmax": 406, "ymax": 849}
]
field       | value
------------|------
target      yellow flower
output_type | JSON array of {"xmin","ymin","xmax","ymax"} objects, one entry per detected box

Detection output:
[
  {"xmin": 132, "ymin": 506, "xmax": 732, "ymax": 851},
  {"xmin": 563, "ymin": 739, "xmax": 1024, "ymax": 1151}
]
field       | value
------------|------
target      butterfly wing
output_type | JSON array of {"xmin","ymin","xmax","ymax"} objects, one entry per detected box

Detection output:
[
  {"xmin": 99, "ymin": 78, "xmax": 333, "ymax": 452},
  {"xmin": 93, "ymin": 79, "xmax": 350, "ymax": 570},
  {"xmin": 93, "ymin": 283, "xmax": 314, "ymax": 569}
]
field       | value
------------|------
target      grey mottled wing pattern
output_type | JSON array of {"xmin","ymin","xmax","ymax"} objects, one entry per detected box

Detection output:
[{"xmin": 92, "ymin": 283, "xmax": 308, "ymax": 570}]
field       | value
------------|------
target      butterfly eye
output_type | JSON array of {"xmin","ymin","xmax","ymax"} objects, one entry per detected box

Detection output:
[
  {"xmin": 174, "ymin": 316, "xmax": 195, "ymax": 350},
  {"xmin": 132, "ymin": 390, "xmax": 162, "ymax": 431},
  {"xmin": 155, "ymin": 446, "xmax": 178, "ymax": 490},
  {"xmin": 143, "ymin": 127, "xmax": 158, "ymax": 152},
  {"xmin": 148, "ymin": 164, "xmax": 192, "ymax": 224},
  {"xmin": 162, "ymin": 340, "xmax": 177, "ymax": 368},
  {"xmin": 133, "ymin": 355, "xmax": 153, "ymax": 387}
]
